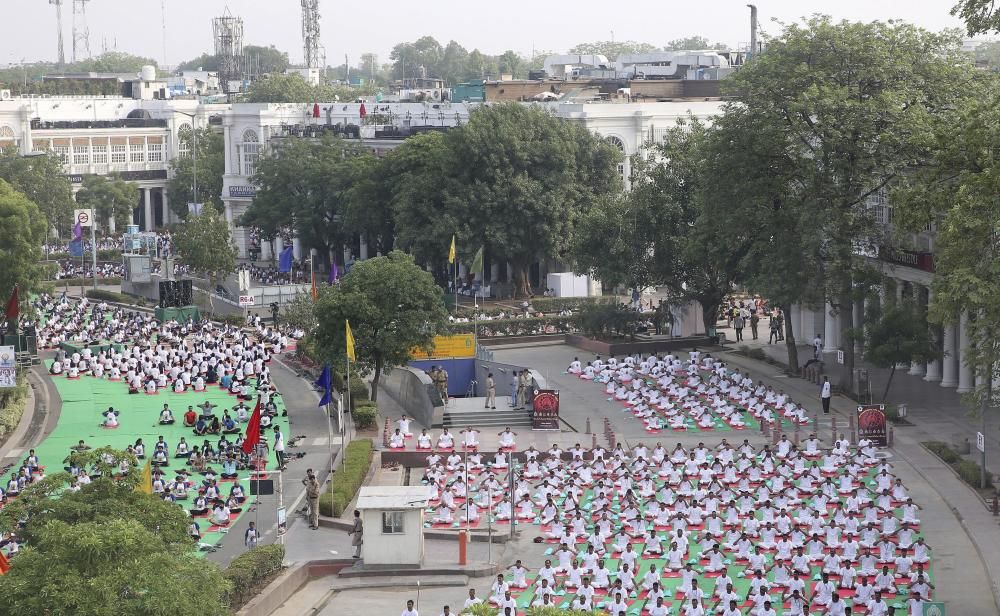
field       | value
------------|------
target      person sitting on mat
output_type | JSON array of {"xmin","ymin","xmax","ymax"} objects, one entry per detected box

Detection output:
[
  {"xmin": 226, "ymin": 494, "xmax": 243, "ymax": 514},
  {"xmin": 221, "ymin": 455, "xmax": 239, "ymax": 480},
  {"xmin": 159, "ymin": 404, "xmax": 175, "ymax": 425},
  {"xmin": 102, "ymin": 408, "xmax": 119, "ymax": 428},
  {"xmin": 133, "ymin": 439, "xmax": 146, "ymax": 459},
  {"xmin": 183, "ymin": 406, "xmax": 197, "ymax": 427},
  {"xmin": 189, "ymin": 495, "xmax": 209, "ymax": 516},
  {"xmin": 221, "ymin": 413, "xmax": 240, "ymax": 434},
  {"xmin": 211, "ymin": 501, "xmax": 231, "ymax": 526},
  {"xmin": 188, "ymin": 519, "xmax": 201, "ymax": 540},
  {"xmin": 151, "ymin": 447, "xmax": 169, "ymax": 467},
  {"xmin": 193, "ymin": 416, "xmax": 208, "ymax": 436},
  {"xmin": 174, "ymin": 438, "xmax": 191, "ymax": 458},
  {"xmin": 230, "ymin": 483, "xmax": 246, "ymax": 503}
]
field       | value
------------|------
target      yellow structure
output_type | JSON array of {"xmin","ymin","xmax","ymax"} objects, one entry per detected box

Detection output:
[{"xmin": 411, "ymin": 334, "xmax": 476, "ymax": 359}]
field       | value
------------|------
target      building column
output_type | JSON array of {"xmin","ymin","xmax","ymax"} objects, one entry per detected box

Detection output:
[
  {"xmin": 895, "ymin": 279, "xmax": 904, "ymax": 304},
  {"xmin": 853, "ymin": 299, "xmax": 864, "ymax": 356},
  {"xmin": 940, "ymin": 320, "xmax": 958, "ymax": 387},
  {"xmin": 957, "ymin": 311, "xmax": 974, "ymax": 393},
  {"xmin": 161, "ymin": 188, "xmax": 170, "ymax": 226},
  {"xmin": 823, "ymin": 302, "xmax": 839, "ymax": 352},
  {"xmin": 261, "ymin": 239, "xmax": 272, "ymax": 261},
  {"xmin": 790, "ymin": 304, "xmax": 801, "ymax": 338},
  {"xmin": 359, "ymin": 236, "xmax": 369, "ymax": 260},
  {"xmin": 800, "ymin": 308, "xmax": 813, "ymax": 341},
  {"xmin": 909, "ymin": 284, "xmax": 927, "ymax": 376},
  {"xmin": 292, "ymin": 237, "xmax": 302, "ymax": 260},
  {"xmin": 924, "ymin": 287, "xmax": 942, "ymax": 382},
  {"xmin": 143, "ymin": 188, "xmax": 153, "ymax": 231},
  {"xmin": 490, "ymin": 263, "xmax": 500, "ymax": 283}
]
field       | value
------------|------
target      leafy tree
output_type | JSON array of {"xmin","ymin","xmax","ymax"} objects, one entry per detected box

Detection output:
[
  {"xmin": 860, "ymin": 300, "xmax": 937, "ymax": 402},
  {"xmin": 569, "ymin": 40, "xmax": 659, "ymax": 60},
  {"xmin": 0, "ymin": 447, "xmax": 229, "ymax": 616},
  {"xmin": 177, "ymin": 44, "xmax": 290, "ymax": 75},
  {"xmin": 242, "ymin": 72, "xmax": 316, "ymax": 103},
  {"xmin": 0, "ymin": 179, "xmax": 47, "ymax": 297},
  {"xmin": 721, "ymin": 17, "xmax": 972, "ymax": 386},
  {"xmin": 172, "ymin": 208, "xmax": 237, "ymax": 312},
  {"xmin": 440, "ymin": 41, "xmax": 470, "ymax": 84},
  {"xmin": 74, "ymin": 173, "xmax": 139, "ymax": 233},
  {"xmin": 176, "ymin": 52, "xmax": 220, "ymax": 72},
  {"xmin": 243, "ymin": 135, "xmax": 376, "ymax": 270},
  {"xmin": 498, "ymin": 50, "xmax": 525, "ymax": 78},
  {"xmin": 72, "ymin": 51, "xmax": 158, "ymax": 73},
  {"xmin": 0, "ymin": 149, "xmax": 74, "ymax": 237},
  {"xmin": 167, "ymin": 127, "xmax": 225, "ymax": 217},
  {"xmin": 463, "ymin": 49, "xmax": 499, "ymax": 81},
  {"xmin": 575, "ymin": 300, "xmax": 642, "ymax": 339},
  {"xmin": 312, "ymin": 251, "xmax": 448, "ymax": 402},
  {"xmin": 390, "ymin": 36, "xmax": 445, "ymax": 80},
  {"xmin": 952, "ymin": 0, "xmax": 1000, "ymax": 35},
  {"xmin": 664, "ymin": 36, "xmax": 728, "ymax": 50}
]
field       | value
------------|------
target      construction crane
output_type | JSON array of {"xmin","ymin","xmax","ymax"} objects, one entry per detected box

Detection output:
[
  {"xmin": 301, "ymin": 0, "xmax": 321, "ymax": 70},
  {"xmin": 49, "ymin": 0, "xmax": 66, "ymax": 66},
  {"xmin": 72, "ymin": 0, "xmax": 92, "ymax": 62}
]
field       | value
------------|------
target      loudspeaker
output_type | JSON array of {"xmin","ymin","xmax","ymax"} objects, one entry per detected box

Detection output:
[
  {"xmin": 249, "ymin": 479, "xmax": 274, "ymax": 495},
  {"xmin": 158, "ymin": 281, "xmax": 174, "ymax": 308},
  {"xmin": 178, "ymin": 280, "xmax": 193, "ymax": 306}
]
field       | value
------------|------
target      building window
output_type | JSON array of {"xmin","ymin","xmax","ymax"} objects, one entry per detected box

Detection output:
[
  {"xmin": 148, "ymin": 143, "xmax": 163, "ymax": 163},
  {"xmin": 53, "ymin": 145, "xmax": 70, "ymax": 164},
  {"xmin": 73, "ymin": 144, "xmax": 89, "ymax": 165},
  {"xmin": 129, "ymin": 143, "xmax": 145, "ymax": 163},
  {"xmin": 608, "ymin": 136, "xmax": 627, "ymax": 184},
  {"xmin": 381, "ymin": 511, "xmax": 404, "ymax": 534},
  {"xmin": 111, "ymin": 144, "xmax": 126, "ymax": 164},
  {"xmin": 92, "ymin": 144, "xmax": 108, "ymax": 164},
  {"xmin": 240, "ymin": 129, "xmax": 261, "ymax": 177},
  {"xmin": 867, "ymin": 188, "xmax": 892, "ymax": 225},
  {"xmin": 0, "ymin": 125, "xmax": 16, "ymax": 150},
  {"xmin": 177, "ymin": 123, "xmax": 192, "ymax": 157}
]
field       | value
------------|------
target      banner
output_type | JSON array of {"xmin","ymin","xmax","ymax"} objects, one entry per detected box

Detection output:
[
  {"xmin": 0, "ymin": 346, "xmax": 16, "ymax": 388},
  {"xmin": 410, "ymin": 334, "xmax": 475, "ymax": 360},
  {"xmin": 532, "ymin": 389, "xmax": 560, "ymax": 430},
  {"xmin": 857, "ymin": 404, "xmax": 888, "ymax": 447}
]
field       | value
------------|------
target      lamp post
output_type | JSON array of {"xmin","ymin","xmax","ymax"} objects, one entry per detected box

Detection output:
[{"xmin": 174, "ymin": 111, "xmax": 199, "ymax": 209}]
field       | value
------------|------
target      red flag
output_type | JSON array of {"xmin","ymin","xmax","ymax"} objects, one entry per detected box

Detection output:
[
  {"xmin": 241, "ymin": 399, "xmax": 262, "ymax": 455},
  {"xmin": 4, "ymin": 285, "xmax": 18, "ymax": 321},
  {"xmin": 359, "ymin": 102, "xmax": 367, "ymax": 118},
  {"xmin": 0, "ymin": 550, "xmax": 10, "ymax": 575},
  {"xmin": 312, "ymin": 102, "xmax": 320, "ymax": 118},
  {"xmin": 311, "ymin": 272, "xmax": 318, "ymax": 301}
]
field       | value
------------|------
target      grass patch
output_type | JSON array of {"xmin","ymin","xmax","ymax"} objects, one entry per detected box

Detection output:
[
  {"xmin": 319, "ymin": 440, "xmax": 373, "ymax": 517},
  {"xmin": 923, "ymin": 440, "xmax": 992, "ymax": 489}
]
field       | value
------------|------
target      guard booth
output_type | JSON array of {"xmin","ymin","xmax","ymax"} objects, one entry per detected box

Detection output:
[{"xmin": 356, "ymin": 486, "xmax": 430, "ymax": 566}]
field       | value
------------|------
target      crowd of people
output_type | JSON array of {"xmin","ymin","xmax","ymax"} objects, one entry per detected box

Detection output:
[
  {"xmin": 570, "ymin": 351, "xmax": 809, "ymax": 432},
  {"xmin": 411, "ymin": 435, "xmax": 934, "ymax": 615},
  {"xmin": 49, "ymin": 261, "xmax": 126, "ymax": 280},
  {"xmin": 237, "ymin": 263, "xmax": 309, "ymax": 286}
]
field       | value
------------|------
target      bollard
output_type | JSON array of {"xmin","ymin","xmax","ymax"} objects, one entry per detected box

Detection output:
[
  {"xmin": 458, "ymin": 529, "xmax": 468, "ymax": 565},
  {"xmin": 793, "ymin": 427, "xmax": 800, "ymax": 446},
  {"xmin": 832, "ymin": 416, "xmax": 838, "ymax": 445},
  {"xmin": 888, "ymin": 426, "xmax": 894, "ymax": 448},
  {"xmin": 609, "ymin": 432, "xmax": 617, "ymax": 450},
  {"xmin": 592, "ymin": 433, "xmax": 598, "ymax": 449},
  {"xmin": 849, "ymin": 415, "xmax": 856, "ymax": 444},
  {"xmin": 761, "ymin": 421, "xmax": 770, "ymax": 439},
  {"xmin": 993, "ymin": 493, "xmax": 999, "ymax": 516},
  {"xmin": 813, "ymin": 414, "xmax": 819, "ymax": 434},
  {"xmin": 586, "ymin": 417, "xmax": 592, "ymax": 435},
  {"xmin": 383, "ymin": 418, "xmax": 390, "ymax": 447}
]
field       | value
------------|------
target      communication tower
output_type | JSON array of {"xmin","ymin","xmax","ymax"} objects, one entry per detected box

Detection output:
[
  {"xmin": 213, "ymin": 9, "xmax": 245, "ymax": 93},
  {"xmin": 301, "ymin": 0, "xmax": 321, "ymax": 69}
]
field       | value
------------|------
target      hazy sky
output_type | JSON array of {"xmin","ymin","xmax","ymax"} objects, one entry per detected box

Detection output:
[{"xmin": 5, "ymin": 0, "xmax": 970, "ymax": 68}]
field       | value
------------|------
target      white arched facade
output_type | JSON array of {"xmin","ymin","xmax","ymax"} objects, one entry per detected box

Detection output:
[{"xmin": 239, "ymin": 129, "xmax": 261, "ymax": 177}]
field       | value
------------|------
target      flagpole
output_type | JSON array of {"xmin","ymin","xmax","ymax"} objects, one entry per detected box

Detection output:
[
  {"xmin": 344, "ymin": 357, "xmax": 350, "ymax": 472},
  {"xmin": 454, "ymin": 260, "xmax": 458, "ymax": 314}
]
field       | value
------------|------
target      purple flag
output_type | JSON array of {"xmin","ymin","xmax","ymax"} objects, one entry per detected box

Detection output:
[
  {"xmin": 328, "ymin": 261, "xmax": 339, "ymax": 284},
  {"xmin": 72, "ymin": 221, "xmax": 82, "ymax": 241}
]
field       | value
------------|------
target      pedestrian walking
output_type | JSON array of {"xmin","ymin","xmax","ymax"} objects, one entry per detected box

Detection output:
[
  {"xmin": 821, "ymin": 376, "xmax": 832, "ymax": 414},
  {"xmin": 769, "ymin": 315, "xmax": 780, "ymax": 344},
  {"xmin": 349, "ymin": 509, "xmax": 363, "ymax": 558},
  {"xmin": 485, "ymin": 372, "xmax": 496, "ymax": 409},
  {"xmin": 273, "ymin": 425, "xmax": 285, "ymax": 469},
  {"xmin": 812, "ymin": 335, "xmax": 823, "ymax": 360},
  {"xmin": 734, "ymin": 314, "xmax": 745, "ymax": 342},
  {"xmin": 401, "ymin": 599, "xmax": 419, "ymax": 616},
  {"xmin": 303, "ymin": 468, "xmax": 321, "ymax": 529},
  {"xmin": 244, "ymin": 521, "xmax": 259, "ymax": 549},
  {"xmin": 750, "ymin": 313, "xmax": 760, "ymax": 340}
]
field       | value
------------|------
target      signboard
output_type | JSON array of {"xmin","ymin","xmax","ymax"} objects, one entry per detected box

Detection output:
[
  {"xmin": 73, "ymin": 209, "xmax": 94, "ymax": 227},
  {"xmin": 879, "ymin": 246, "xmax": 935, "ymax": 273},
  {"xmin": 410, "ymin": 334, "xmax": 476, "ymax": 360},
  {"xmin": 532, "ymin": 389, "xmax": 560, "ymax": 430},
  {"xmin": 836, "ymin": 350, "xmax": 844, "ymax": 365},
  {"xmin": 276, "ymin": 506, "xmax": 287, "ymax": 536},
  {"xmin": 238, "ymin": 295, "xmax": 256, "ymax": 307},
  {"xmin": 977, "ymin": 431, "xmax": 985, "ymax": 453},
  {"xmin": 229, "ymin": 185, "xmax": 257, "ymax": 198},
  {"xmin": 925, "ymin": 601, "xmax": 946, "ymax": 616},
  {"xmin": 0, "ymin": 346, "xmax": 16, "ymax": 388},
  {"xmin": 857, "ymin": 404, "xmax": 888, "ymax": 447}
]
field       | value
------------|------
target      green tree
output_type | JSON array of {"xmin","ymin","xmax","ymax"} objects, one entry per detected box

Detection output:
[
  {"xmin": 167, "ymin": 127, "xmax": 225, "ymax": 217},
  {"xmin": 953, "ymin": 0, "xmax": 1000, "ymax": 35},
  {"xmin": 0, "ymin": 150, "xmax": 74, "ymax": 237},
  {"xmin": 243, "ymin": 135, "xmax": 375, "ymax": 270},
  {"xmin": 242, "ymin": 72, "xmax": 316, "ymax": 102},
  {"xmin": 74, "ymin": 173, "xmax": 139, "ymax": 233},
  {"xmin": 721, "ymin": 17, "xmax": 972, "ymax": 386},
  {"xmin": 860, "ymin": 300, "xmax": 937, "ymax": 402},
  {"xmin": 497, "ymin": 50, "xmax": 525, "ymax": 78},
  {"xmin": 72, "ymin": 51, "xmax": 158, "ymax": 73},
  {"xmin": 0, "ymin": 447, "xmax": 229, "ymax": 616},
  {"xmin": 569, "ymin": 40, "xmax": 659, "ymax": 60},
  {"xmin": 172, "ymin": 208, "xmax": 237, "ymax": 312},
  {"xmin": 0, "ymin": 179, "xmax": 47, "ymax": 297},
  {"xmin": 664, "ymin": 36, "xmax": 728, "ymax": 50},
  {"xmin": 439, "ymin": 41, "xmax": 470, "ymax": 84},
  {"xmin": 313, "ymin": 251, "xmax": 448, "ymax": 401},
  {"xmin": 389, "ymin": 36, "xmax": 445, "ymax": 80}
]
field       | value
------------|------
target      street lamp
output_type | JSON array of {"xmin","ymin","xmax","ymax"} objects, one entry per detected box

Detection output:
[{"xmin": 174, "ymin": 111, "xmax": 199, "ymax": 210}]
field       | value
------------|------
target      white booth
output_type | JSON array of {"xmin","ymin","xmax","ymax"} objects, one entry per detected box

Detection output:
[{"xmin": 357, "ymin": 486, "xmax": 431, "ymax": 566}]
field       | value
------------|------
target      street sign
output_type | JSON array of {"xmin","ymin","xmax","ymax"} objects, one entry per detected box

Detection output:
[
  {"xmin": 238, "ymin": 295, "xmax": 255, "ymax": 307},
  {"xmin": 73, "ymin": 209, "xmax": 94, "ymax": 227},
  {"xmin": 977, "ymin": 431, "xmax": 985, "ymax": 453},
  {"xmin": 836, "ymin": 350, "xmax": 844, "ymax": 365}
]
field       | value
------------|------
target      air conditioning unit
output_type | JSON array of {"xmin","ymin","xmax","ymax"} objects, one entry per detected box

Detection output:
[{"xmin": 0, "ymin": 90, "xmax": 11, "ymax": 101}]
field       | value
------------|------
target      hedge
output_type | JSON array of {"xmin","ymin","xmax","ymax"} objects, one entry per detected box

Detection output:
[
  {"xmin": 223, "ymin": 544, "xmax": 285, "ymax": 609},
  {"xmin": 85, "ymin": 289, "xmax": 133, "ymax": 304},
  {"xmin": 446, "ymin": 315, "xmax": 578, "ymax": 337},
  {"xmin": 923, "ymin": 441, "xmax": 992, "ymax": 489},
  {"xmin": 51, "ymin": 276, "xmax": 122, "ymax": 287},
  {"xmin": 214, "ymin": 314, "xmax": 245, "ymax": 326},
  {"xmin": 353, "ymin": 403, "xmax": 377, "ymax": 429},
  {"xmin": 319, "ymin": 440, "xmax": 373, "ymax": 517},
  {"xmin": 348, "ymin": 379, "xmax": 369, "ymax": 410},
  {"xmin": 0, "ymin": 376, "xmax": 29, "ymax": 437}
]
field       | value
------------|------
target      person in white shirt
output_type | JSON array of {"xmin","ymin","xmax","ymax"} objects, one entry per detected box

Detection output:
[
  {"xmin": 647, "ymin": 597, "xmax": 670, "ymax": 616},
  {"xmin": 401, "ymin": 599, "xmax": 419, "ymax": 616},
  {"xmin": 908, "ymin": 590, "xmax": 927, "ymax": 616},
  {"xmin": 820, "ymin": 376, "xmax": 832, "ymax": 413},
  {"xmin": 462, "ymin": 589, "xmax": 482, "ymax": 610}
]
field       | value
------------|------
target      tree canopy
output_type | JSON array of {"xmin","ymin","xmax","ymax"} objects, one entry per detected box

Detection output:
[
  {"xmin": 74, "ymin": 173, "xmax": 139, "ymax": 233},
  {"xmin": 952, "ymin": 0, "xmax": 1000, "ymax": 35},
  {"xmin": 240, "ymin": 73, "xmax": 366, "ymax": 103},
  {"xmin": 0, "ymin": 448, "xmax": 228, "ymax": 616},
  {"xmin": 568, "ymin": 41, "xmax": 659, "ymax": 61},
  {"xmin": 0, "ymin": 179, "xmax": 48, "ymax": 297},
  {"xmin": 177, "ymin": 44, "xmax": 290, "ymax": 75},
  {"xmin": 312, "ymin": 251, "xmax": 448, "ymax": 400},
  {"xmin": 172, "ymin": 208, "xmax": 237, "ymax": 310},
  {"xmin": 167, "ymin": 127, "xmax": 225, "ymax": 217},
  {"xmin": 663, "ymin": 36, "xmax": 728, "ymax": 51},
  {"xmin": 0, "ymin": 149, "xmax": 74, "ymax": 236}
]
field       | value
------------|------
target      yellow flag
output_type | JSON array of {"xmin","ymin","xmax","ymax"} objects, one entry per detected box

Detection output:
[
  {"xmin": 448, "ymin": 235, "xmax": 456, "ymax": 264},
  {"xmin": 346, "ymin": 319, "xmax": 357, "ymax": 362},
  {"xmin": 137, "ymin": 459, "xmax": 153, "ymax": 495}
]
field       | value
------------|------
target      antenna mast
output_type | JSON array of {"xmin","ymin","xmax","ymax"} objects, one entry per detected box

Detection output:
[
  {"xmin": 72, "ymin": 0, "xmax": 92, "ymax": 62},
  {"xmin": 49, "ymin": 0, "xmax": 66, "ymax": 66},
  {"xmin": 301, "ymin": 0, "xmax": 321, "ymax": 69}
]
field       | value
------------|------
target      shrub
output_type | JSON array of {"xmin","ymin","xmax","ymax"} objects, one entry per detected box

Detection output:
[
  {"xmin": 463, "ymin": 603, "xmax": 500, "ymax": 616},
  {"xmin": 353, "ymin": 404, "xmax": 378, "ymax": 429},
  {"xmin": 319, "ymin": 440, "xmax": 373, "ymax": 517},
  {"xmin": 349, "ymin": 379, "xmax": 370, "ymax": 409},
  {"xmin": 51, "ymin": 276, "xmax": 122, "ymax": 287},
  {"xmin": 214, "ymin": 314, "xmax": 245, "ymax": 326},
  {"xmin": 924, "ymin": 441, "xmax": 960, "ymax": 464},
  {"xmin": 923, "ymin": 441, "xmax": 992, "ymax": 489},
  {"xmin": 575, "ymin": 301, "xmax": 640, "ymax": 339},
  {"xmin": 223, "ymin": 544, "xmax": 286, "ymax": 608},
  {"xmin": 86, "ymin": 289, "xmax": 132, "ymax": 303},
  {"xmin": 0, "ymin": 377, "xmax": 29, "ymax": 436}
]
